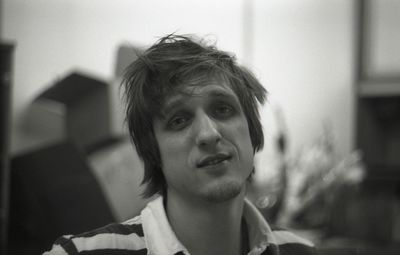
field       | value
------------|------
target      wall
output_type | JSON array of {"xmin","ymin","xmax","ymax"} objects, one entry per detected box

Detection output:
[
  {"xmin": 367, "ymin": 0, "xmax": 400, "ymax": 77},
  {"xmin": 1, "ymin": 0, "xmax": 245, "ymax": 153},
  {"xmin": 1, "ymin": 0, "xmax": 355, "ymax": 157},
  {"xmin": 1, "ymin": 0, "xmax": 355, "ymax": 218},
  {"xmin": 253, "ymin": 0, "xmax": 355, "ymax": 159}
]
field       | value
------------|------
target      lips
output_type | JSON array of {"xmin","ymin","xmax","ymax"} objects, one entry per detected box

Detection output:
[{"xmin": 197, "ymin": 153, "xmax": 232, "ymax": 168}]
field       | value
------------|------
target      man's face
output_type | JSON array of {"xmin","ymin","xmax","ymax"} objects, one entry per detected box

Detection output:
[{"xmin": 153, "ymin": 80, "xmax": 254, "ymax": 203}]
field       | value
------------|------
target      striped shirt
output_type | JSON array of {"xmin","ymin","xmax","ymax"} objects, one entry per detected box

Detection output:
[{"xmin": 43, "ymin": 196, "xmax": 317, "ymax": 255}]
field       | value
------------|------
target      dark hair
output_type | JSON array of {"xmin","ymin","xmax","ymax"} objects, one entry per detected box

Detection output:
[{"xmin": 122, "ymin": 34, "xmax": 267, "ymax": 198}]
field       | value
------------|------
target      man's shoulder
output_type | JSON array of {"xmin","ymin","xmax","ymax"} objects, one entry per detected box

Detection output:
[
  {"xmin": 76, "ymin": 215, "xmax": 145, "ymax": 238},
  {"xmin": 43, "ymin": 216, "xmax": 147, "ymax": 255}
]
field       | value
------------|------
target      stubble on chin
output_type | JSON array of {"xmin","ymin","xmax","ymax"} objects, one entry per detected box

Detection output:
[{"xmin": 203, "ymin": 180, "xmax": 244, "ymax": 203}]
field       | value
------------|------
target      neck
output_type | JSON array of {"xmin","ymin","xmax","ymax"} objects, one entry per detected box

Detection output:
[{"xmin": 166, "ymin": 189, "xmax": 247, "ymax": 255}]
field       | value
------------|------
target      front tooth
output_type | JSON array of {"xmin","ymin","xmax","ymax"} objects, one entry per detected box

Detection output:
[{"xmin": 208, "ymin": 159, "xmax": 222, "ymax": 165}]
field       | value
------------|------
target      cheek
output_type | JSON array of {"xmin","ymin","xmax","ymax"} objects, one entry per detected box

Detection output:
[
  {"xmin": 157, "ymin": 135, "xmax": 188, "ymax": 169},
  {"xmin": 157, "ymin": 136, "xmax": 192, "ymax": 189},
  {"xmin": 232, "ymin": 118, "xmax": 254, "ymax": 161},
  {"xmin": 241, "ymin": 130, "xmax": 254, "ymax": 161},
  {"xmin": 233, "ymin": 117, "xmax": 253, "ymax": 143}
]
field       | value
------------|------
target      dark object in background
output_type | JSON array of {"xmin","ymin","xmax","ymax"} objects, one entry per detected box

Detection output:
[
  {"xmin": 1, "ymin": 42, "xmax": 14, "ymax": 255},
  {"xmin": 8, "ymin": 142, "xmax": 114, "ymax": 255},
  {"xmin": 327, "ymin": 164, "xmax": 400, "ymax": 245},
  {"xmin": 24, "ymin": 72, "xmax": 114, "ymax": 154}
]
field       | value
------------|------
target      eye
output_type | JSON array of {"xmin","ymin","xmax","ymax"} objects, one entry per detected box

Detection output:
[
  {"xmin": 167, "ymin": 115, "xmax": 190, "ymax": 130},
  {"xmin": 213, "ymin": 103, "xmax": 235, "ymax": 118}
]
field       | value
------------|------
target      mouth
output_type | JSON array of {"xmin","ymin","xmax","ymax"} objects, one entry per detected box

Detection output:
[{"xmin": 197, "ymin": 153, "xmax": 232, "ymax": 168}]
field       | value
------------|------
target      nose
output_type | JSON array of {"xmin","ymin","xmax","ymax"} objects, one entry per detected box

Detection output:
[{"xmin": 194, "ymin": 112, "xmax": 222, "ymax": 148}]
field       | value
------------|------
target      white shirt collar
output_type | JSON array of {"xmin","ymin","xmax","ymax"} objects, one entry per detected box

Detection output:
[{"xmin": 141, "ymin": 196, "xmax": 272, "ymax": 255}]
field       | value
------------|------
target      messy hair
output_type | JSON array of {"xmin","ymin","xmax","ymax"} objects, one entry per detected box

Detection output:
[{"xmin": 122, "ymin": 34, "xmax": 267, "ymax": 198}]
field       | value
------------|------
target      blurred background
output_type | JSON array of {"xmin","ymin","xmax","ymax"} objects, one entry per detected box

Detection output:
[{"xmin": 0, "ymin": 0, "xmax": 399, "ymax": 254}]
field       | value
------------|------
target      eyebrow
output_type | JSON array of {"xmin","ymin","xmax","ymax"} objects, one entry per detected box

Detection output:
[{"xmin": 161, "ymin": 89, "xmax": 239, "ymax": 118}]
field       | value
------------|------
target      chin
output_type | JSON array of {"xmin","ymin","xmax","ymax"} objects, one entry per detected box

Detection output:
[{"xmin": 202, "ymin": 180, "xmax": 244, "ymax": 203}]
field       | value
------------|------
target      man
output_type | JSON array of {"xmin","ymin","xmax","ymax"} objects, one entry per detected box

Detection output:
[{"xmin": 44, "ymin": 34, "xmax": 317, "ymax": 255}]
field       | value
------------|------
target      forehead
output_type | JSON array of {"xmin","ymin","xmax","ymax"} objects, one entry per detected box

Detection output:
[{"xmin": 161, "ymin": 81, "xmax": 239, "ymax": 112}]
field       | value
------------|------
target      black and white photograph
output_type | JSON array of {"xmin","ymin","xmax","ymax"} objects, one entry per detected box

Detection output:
[{"xmin": 1, "ymin": 0, "xmax": 399, "ymax": 254}]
